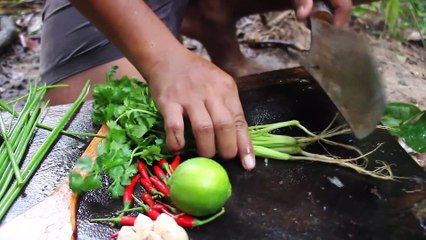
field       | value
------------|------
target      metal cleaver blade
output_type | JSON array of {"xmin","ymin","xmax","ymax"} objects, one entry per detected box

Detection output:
[{"xmin": 297, "ymin": 1, "xmax": 386, "ymax": 139}]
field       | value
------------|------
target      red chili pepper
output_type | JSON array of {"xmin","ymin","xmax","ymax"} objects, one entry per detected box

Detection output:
[
  {"xmin": 157, "ymin": 159, "xmax": 172, "ymax": 175},
  {"xmin": 111, "ymin": 232, "xmax": 119, "ymax": 238},
  {"xmin": 119, "ymin": 174, "xmax": 141, "ymax": 218},
  {"xmin": 123, "ymin": 174, "xmax": 141, "ymax": 204},
  {"xmin": 146, "ymin": 208, "xmax": 161, "ymax": 220},
  {"xmin": 170, "ymin": 155, "xmax": 181, "ymax": 172},
  {"xmin": 150, "ymin": 176, "xmax": 170, "ymax": 196},
  {"xmin": 173, "ymin": 208, "xmax": 225, "ymax": 228},
  {"xmin": 134, "ymin": 198, "xmax": 162, "ymax": 221},
  {"xmin": 157, "ymin": 159, "xmax": 168, "ymax": 169},
  {"xmin": 153, "ymin": 165, "xmax": 168, "ymax": 183},
  {"xmin": 151, "ymin": 203, "xmax": 168, "ymax": 212},
  {"xmin": 152, "ymin": 202, "xmax": 179, "ymax": 214},
  {"xmin": 141, "ymin": 192, "xmax": 155, "ymax": 208},
  {"xmin": 140, "ymin": 178, "xmax": 163, "ymax": 196},
  {"xmin": 90, "ymin": 215, "xmax": 136, "ymax": 226},
  {"xmin": 137, "ymin": 161, "xmax": 151, "ymax": 180}
]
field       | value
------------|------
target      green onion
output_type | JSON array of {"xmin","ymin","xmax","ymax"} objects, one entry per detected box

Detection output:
[
  {"xmin": 0, "ymin": 99, "xmax": 105, "ymax": 139},
  {"xmin": 0, "ymin": 114, "xmax": 23, "ymax": 184},
  {"xmin": 249, "ymin": 120, "xmax": 397, "ymax": 180},
  {"xmin": 0, "ymin": 81, "xmax": 91, "ymax": 221},
  {"xmin": 0, "ymin": 85, "xmax": 43, "ymax": 199}
]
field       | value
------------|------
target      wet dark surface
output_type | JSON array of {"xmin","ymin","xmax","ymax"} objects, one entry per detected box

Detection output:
[
  {"xmin": 77, "ymin": 72, "xmax": 425, "ymax": 240},
  {"xmin": 1, "ymin": 71, "xmax": 425, "ymax": 240}
]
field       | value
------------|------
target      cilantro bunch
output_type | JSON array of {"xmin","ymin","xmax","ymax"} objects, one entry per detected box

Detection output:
[{"xmin": 70, "ymin": 67, "xmax": 170, "ymax": 198}]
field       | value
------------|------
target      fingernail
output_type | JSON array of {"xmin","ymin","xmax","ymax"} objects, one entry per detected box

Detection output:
[{"xmin": 242, "ymin": 154, "xmax": 256, "ymax": 170}]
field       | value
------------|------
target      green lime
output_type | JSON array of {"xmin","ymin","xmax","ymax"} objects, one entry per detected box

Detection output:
[{"xmin": 168, "ymin": 157, "xmax": 232, "ymax": 217}]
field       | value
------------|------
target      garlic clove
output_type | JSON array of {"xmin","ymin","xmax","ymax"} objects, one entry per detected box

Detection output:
[
  {"xmin": 117, "ymin": 226, "xmax": 137, "ymax": 240},
  {"xmin": 161, "ymin": 225, "xmax": 189, "ymax": 240}
]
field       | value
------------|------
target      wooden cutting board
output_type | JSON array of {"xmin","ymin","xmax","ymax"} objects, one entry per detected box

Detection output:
[{"xmin": 0, "ymin": 124, "xmax": 108, "ymax": 240}]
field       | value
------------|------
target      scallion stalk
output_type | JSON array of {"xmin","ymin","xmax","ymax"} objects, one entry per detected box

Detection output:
[
  {"xmin": 0, "ymin": 114, "xmax": 23, "ymax": 184},
  {"xmin": 0, "ymin": 100, "xmax": 105, "ymax": 139},
  {"xmin": 0, "ymin": 81, "xmax": 91, "ymax": 221}
]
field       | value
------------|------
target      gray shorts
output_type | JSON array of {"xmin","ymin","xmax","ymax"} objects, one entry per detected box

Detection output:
[{"xmin": 40, "ymin": 0, "xmax": 188, "ymax": 85}]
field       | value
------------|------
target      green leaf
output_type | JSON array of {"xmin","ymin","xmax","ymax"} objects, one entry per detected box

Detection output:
[
  {"xmin": 381, "ymin": 102, "xmax": 422, "ymax": 136},
  {"xmin": 385, "ymin": 0, "xmax": 400, "ymax": 33},
  {"xmin": 69, "ymin": 172, "xmax": 102, "ymax": 193},
  {"xmin": 127, "ymin": 124, "xmax": 148, "ymax": 139},
  {"xmin": 383, "ymin": 102, "xmax": 421, "ymax": 125},
  {"xmin": 108, "ymin": 165, "xmax": 125, "ymax": 179},
  {"xmin": 74, "ymin": 156, "xmax": 94, "ymax": 172},
  {"xmin": 107, "ymin": 65, "xmax": 118, "ymax": 82},
  {"xmin": 83, "ymin": 174, "xmax": 103, "ymax": 191},
  {"xmin": 96, "ymin": 140, "xmax": 107, "ymax": 156},
  {"xmin": 69, "ymin": 172, "xmax": 85, "ymax": 194},
  {"xmin": 136, "ymin": 145, "xmax": 163, "ymax": 165},
  {"xmin": 123, "ymin": 163, "xmax": 138, "ymax": 183},
  {"xmin": 108, "ymin": 181, "xmax": 125, "ymax": 199},
  {"xmin": 107, "ymin": 121, "xmax": 127, "ymax": 143},
  {"xmin": 399, "ymin": 112, "xmax": 426, "ymax": 153},
  {"xmin": 104, "ymin": 104, "xmax": 118, "ymax": 121}
]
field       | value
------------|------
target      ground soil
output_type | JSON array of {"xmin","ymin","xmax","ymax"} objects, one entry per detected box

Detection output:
[{"xmin": 1, "ymin": 11, "xmax": 424, "ymax": 108}]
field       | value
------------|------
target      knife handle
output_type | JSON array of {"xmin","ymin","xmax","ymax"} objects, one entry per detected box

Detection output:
[{"xmin": 311, "ymin": 0, "xmax": 334, "ymax": 24}]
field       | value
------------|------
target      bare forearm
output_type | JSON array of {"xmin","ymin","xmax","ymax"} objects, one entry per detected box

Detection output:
[{"xmin": 70, "ymin": 0, "xmax": 184, "ymax": 80}]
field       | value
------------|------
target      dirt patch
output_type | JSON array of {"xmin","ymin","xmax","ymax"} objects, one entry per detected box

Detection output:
[
  {"xmin": 240, "ymin": 13, "xmax": 426, "ymax": 109},
  {"xmin": 371, "ymin": 38, "xmax": 426, "ymax": 109},
  {"xmin": 185, "ymin": 13, "xmax": 425, "ymax": 109},
  {"xmin": 0, "ymin": 45, "xmax": 39, "ymax": 102}
]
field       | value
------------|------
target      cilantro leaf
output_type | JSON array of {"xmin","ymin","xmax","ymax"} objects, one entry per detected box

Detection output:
[{"xmin": 72, "ymin": 66, "xmax": 186, "ymax": 197}]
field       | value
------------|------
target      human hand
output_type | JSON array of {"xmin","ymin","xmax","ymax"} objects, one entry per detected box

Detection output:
[
  {"xmin": 294, "ymin": 0, "xmax": 353, "ymax": 27},
  {"xmin": 145, "ymin": 48, "xmax": 256, "ymax": 171}
]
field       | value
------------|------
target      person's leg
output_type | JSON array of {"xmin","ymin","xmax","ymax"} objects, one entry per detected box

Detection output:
[
  {"xmin": 181, "ymin": 0, "xmax": 377, "ymax": 77},
  {"xmin": 181, "ymin": 0, "xmax": 293, "ymax": 77},
  {"xmin": 40, "ymin": 0, "xmax": 188, "ymax": 105},
  {"xmin": 44, "ymin": 58, "xmax": 141, "ymax": 105}
]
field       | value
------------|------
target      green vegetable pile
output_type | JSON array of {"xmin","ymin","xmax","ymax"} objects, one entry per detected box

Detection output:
[
  {"xmin": 70, "ymin": 66, "xmax": 400, "ymax": 200},
  {"xmin": 70, "ymin": 66, "xmax": 171, "ymax": 198}
]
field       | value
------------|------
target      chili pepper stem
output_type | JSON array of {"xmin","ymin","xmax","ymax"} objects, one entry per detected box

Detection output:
[
  {"xmin": 119, "ymin": 207, "xmax": 146, "ymax": 213},
  {"xmin": 90, "ymin": 215, "xmax": 136, "ymax": 226},
  {"xmin": 166, "ymin": 167, "xmax": 172, "ymax": 176},
  {"xmin": 197, "ymin": 207, "xmax": 225, "ymax": 225},
  {"xmin": 157, "ymin": 201, "xmax": 180, "ymax": 214},
  {"xmin": 90, "ymin": 217, "xmax": 120, "ymax": 223},
  {"xmin": 158, "ymin": 159, "xmax": 173, "ymax": 176},
  {"xmin": 132, "ymin": 195, "xmax": 149, "ymax": 211},
  {"xmin": 191, "ymin": 208, "xmax": 226, "ymax": 226},
  {"xmin": 117, "ymin": 201, "xmax": 132, "ymax": 218}
]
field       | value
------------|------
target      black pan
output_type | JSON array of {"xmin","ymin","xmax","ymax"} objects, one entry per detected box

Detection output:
[{"xmin": 76, "ymin": 68, "xmax": 426, "ymax": 240}]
